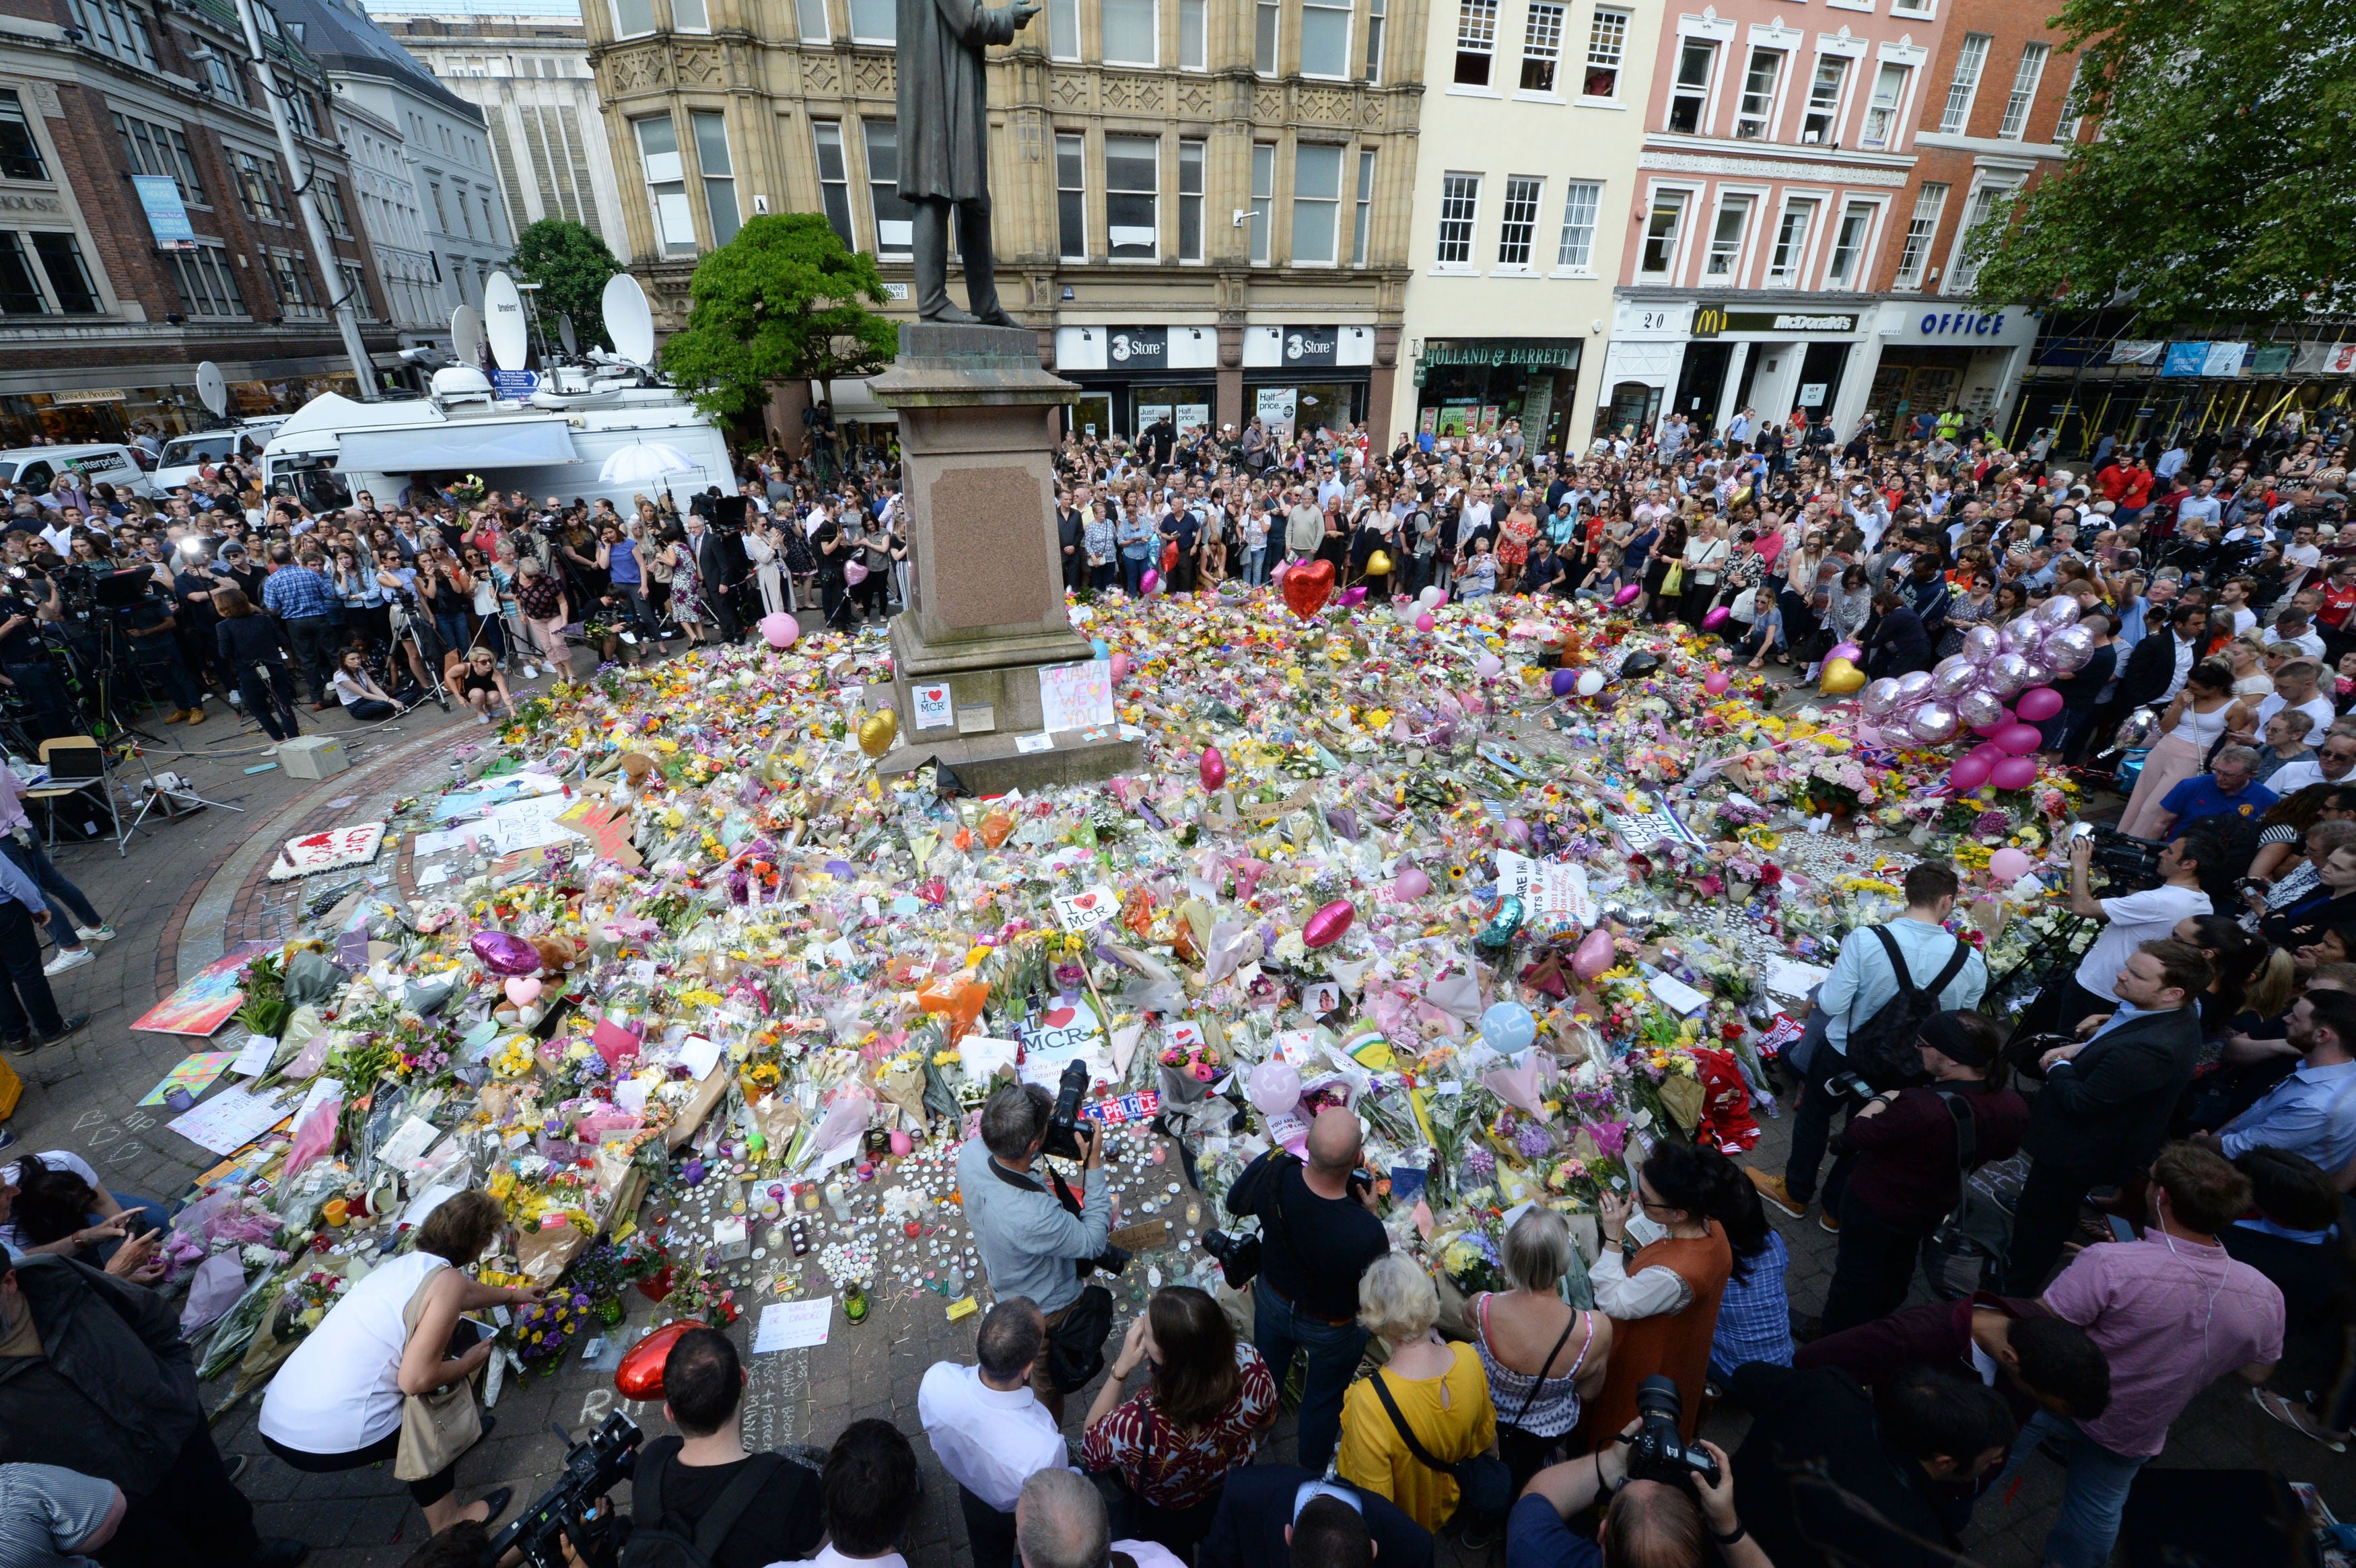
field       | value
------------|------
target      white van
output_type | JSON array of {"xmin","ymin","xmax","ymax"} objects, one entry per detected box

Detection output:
[
  {"xmin": 151, "ymin": 420, "xmax": 287, "ymax": 495},
  {"xmin": 0, "ymin": 443, "xmax": 156, "ymax": 502}
]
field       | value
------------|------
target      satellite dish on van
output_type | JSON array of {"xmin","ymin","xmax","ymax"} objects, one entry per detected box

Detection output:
[
  {"xmin": 195, "ymin": 361, "xmax": 229, "ymax": 419},
  {"xmin": 558, "ymin": 313, "xmax": 578, "ymax": 357},
  {"xmin": 603, "ymin": 273, "xmax": 655, "ymax": 367},
  {"xmin": 451, "ymin": 304, "xmax": 486, "ymax": 369},
  {"xmin": 482, "ymin": 272, "xmax": 528, "ymax": 372}
]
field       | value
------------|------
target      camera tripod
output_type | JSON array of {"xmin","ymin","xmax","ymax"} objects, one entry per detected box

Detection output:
[{"xmin": 120, "ymin": 737, "xmax": 246, "ymax": 833}]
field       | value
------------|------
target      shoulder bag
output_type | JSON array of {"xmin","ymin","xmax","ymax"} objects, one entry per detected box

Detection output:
[
  {"xmin": 1919, "ymin": 1090, "xmax": 2014, "ymax": 1300},
  {"xmin": 395, "ymin": 1264, "xmax": 484, "ymax": 1481},
  {"xmin": 1368, "ymin": 1367, "xmax": 1513, "ymax": 1528},
  {"xmin": 985, "ymin": 1157, "xmax": 1117, "ymax": 1394}
]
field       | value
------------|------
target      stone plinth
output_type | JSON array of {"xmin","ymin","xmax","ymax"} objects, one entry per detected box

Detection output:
[{"xmin": 874, "ymin": 323, "xmax": 1142, "ymax": 792}]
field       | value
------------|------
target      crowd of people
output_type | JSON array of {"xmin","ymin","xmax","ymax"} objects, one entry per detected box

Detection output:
[
  {"xmin": 8, "ymin": 398, "xmax": 2356, "ymax": 1568},
  {"xmin": 0, "ymin": 441, "xmax": 917, "ymax": 752}
]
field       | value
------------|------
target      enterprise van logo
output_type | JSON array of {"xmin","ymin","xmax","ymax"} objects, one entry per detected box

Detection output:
[
  {"xmin": 1772, "ymin": 314, "xmax": 1853, "ymax": 332},
  {"xmin": 1286, "ymin": 332, "xmax": 1336, "ymax": 359}
]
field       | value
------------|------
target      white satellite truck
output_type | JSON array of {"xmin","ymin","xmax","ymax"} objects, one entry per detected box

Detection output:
[{"xmin": 258, "ymin": 272, "xmax": 733, "ymax": 517}]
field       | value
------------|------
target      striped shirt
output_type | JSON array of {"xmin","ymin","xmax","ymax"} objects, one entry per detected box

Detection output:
[{"xmin": 0, "ymin": 1463, "xmax": 118, "ymax": 1567}]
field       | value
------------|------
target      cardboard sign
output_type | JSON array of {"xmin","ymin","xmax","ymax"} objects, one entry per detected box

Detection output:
[
  {"xmin": 1493, "ymin": 850, "xmax": 1599, "ymax": 934},
  {"xmin": 912, "ymin": 682, "xmax": 953, "ymax": 732},
  {"xmin": 1053, "ymin": 884, "xmax": 1119, "ymax": 931},
  {"xmin": 1038, "ymin": 660, "xmax": 1116, "ymax": 734},
  {"xmin": 268, "ymin": 823, "xmax": 385, "ymax": 881}
]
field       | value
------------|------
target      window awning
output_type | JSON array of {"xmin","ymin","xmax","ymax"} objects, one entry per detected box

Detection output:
[{"xmin": 340, "ymin": 422, "xmax": 578, "ymax": 472}]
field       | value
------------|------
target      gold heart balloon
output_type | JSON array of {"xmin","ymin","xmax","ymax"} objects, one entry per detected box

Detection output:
[
  {"xmin": 858, "ymin": 709, "xmax": 898, "ymax": 758},
  {"xmin": 1365, "ymin": 549, "xmax": 1393, "ymax": 577},
  {"xmin": 1817, "ymin": 657, "xmax": 1867, "ymax": 696}
]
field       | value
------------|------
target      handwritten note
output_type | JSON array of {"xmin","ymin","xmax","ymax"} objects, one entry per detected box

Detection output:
[{"xmin": 753, "ymin": 1297, "xmax": 834, "ymax": 1353}]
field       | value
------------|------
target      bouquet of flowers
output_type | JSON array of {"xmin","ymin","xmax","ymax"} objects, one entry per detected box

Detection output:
[
  {"xmin": 565, "ymin": 1234, "xmax": 667, "ymax": 1324},
  {"xmin": 269, "ymin": 1267, "xmax": 352, "ymax": 1344},
  {"xmin": 512, "ymin": 1289, "xmax": 594, "ymax": 1371}
]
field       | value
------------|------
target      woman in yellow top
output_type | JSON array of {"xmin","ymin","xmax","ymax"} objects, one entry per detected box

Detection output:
[{"xmin": 1336, "ymin": 1253, "xmax": 1498, "ymax": 1533}]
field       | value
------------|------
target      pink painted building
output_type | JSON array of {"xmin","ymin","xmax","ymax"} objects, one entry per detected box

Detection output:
[{"xmin": 1590, "ymin": 0, "xmax": 2040, "ymax": 441}]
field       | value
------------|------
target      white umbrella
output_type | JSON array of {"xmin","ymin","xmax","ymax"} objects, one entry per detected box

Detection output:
[{"xmin": 598, "ymin": 440, "xmax": 697, "ymax": 485}]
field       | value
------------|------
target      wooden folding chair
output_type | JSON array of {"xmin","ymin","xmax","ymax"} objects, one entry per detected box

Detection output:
[{"xmin": 29, "ymin": 736, "xmax": 132, "ymax": 857}]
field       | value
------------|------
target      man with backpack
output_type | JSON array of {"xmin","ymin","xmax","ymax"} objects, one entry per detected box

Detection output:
[
  {"xmin": 1749, "ymin": 862, "xmax": 1987, "ymax": 1232},
  {"xmin": 625, "ymin": 1327, "xmax": 825, "ymax": 1568},
  {"xmin": 1815, "ymin": 1011, "xmax": 2028, "ymax": 1334}
]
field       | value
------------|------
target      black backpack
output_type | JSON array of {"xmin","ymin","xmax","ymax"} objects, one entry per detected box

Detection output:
[
  {"xmin": 618, "ymin": 1440, "xmax": 784, "ymax": 1568},
  {"xmin": 1846, "ymin": 927, "xmax": 1971, "ymax": 1092}
]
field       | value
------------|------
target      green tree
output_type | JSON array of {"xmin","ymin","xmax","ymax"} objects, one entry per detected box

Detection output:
[
  {"xmin": 660, "ymin": 213, "xmax": 898, "ymax": 420},
  {"xmin": 507, "ymin": 219, "xmax": 625, "ymax": 349},
  {"xmin": 1965, "ymin": 0, "xmax": 2356, "ymax": 323}
]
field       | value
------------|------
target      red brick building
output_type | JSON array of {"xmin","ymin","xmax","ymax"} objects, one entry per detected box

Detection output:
[
  {"xmin": 0, "ymin": 0, "xmax": 401, "ymax": 445},
  {"xmin": 1858, "ymin": 0, "xmax": 2081, "ymax": 437}
]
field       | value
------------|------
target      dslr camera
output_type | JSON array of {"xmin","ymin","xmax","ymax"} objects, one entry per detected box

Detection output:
[
  {"xmin": 1622, "ymin": 1376, "xmax": 1722, "ymax": 1489},
  {"xmin": 1039, "ymin": 1057, "xmax": 1095, "ymax": 1161},
  {"xmin": 485, "ymin": 1411, "xmax": 642, "ymax": 1568}
]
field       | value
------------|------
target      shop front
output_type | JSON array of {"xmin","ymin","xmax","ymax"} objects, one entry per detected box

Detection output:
[
  {"xmin": 1241, "ymin": 324, "xmax": 1375, "ymax": 443},
  {"xmin": 1410, "ymin": 338, "xmax": 1583, "ymax": 456},
  {"xmin": 1053, "ymin": 323, "xmax": 1222, "ymax": 443},
  {"xmin": 1863, "ymin": 303, "xmax": 2038, "ymax": 438},
  {"xmin": 0, "ymin": 369, "xmax": 363, "ymax": 450},
  {"xmin": 1598, "ymin": 296, "xmax": 1877, "ymax": 440}
]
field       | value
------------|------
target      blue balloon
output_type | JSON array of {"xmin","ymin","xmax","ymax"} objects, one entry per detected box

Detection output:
[
  {"xmin": 1479, "ymin": 1001, "xmax": 1539, "ymax": 1055},
  {"xmin": 1092, "ymin": 639, "xmax": 1111, "ymax": 659}
]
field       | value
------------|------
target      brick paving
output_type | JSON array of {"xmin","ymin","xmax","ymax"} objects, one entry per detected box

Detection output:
[{"xmin": 7, "ymin": 653, "xmax": 2355, "ymax": 1565}]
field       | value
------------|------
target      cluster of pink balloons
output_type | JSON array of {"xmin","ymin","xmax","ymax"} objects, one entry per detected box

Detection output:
[{"xmin": 1858, "ymin": 597, "xmax": 2095, "ymax": 778}]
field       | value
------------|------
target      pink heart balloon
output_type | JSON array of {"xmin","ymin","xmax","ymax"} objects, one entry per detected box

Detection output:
[
  {"xmin": 1199, "ymin": 745, "xmax": 1227, "ymax": 792},
  {"xmin": 1303, "ymin": 899, "xmax": 1355, "ymax": 948},
  {"xmin": 504, "ymin": 975, "xmax": 543, "ymax": 1006},
  {"xmin": 1572, "ymin": 926, "xmax": 1616, "ymax": 981},
  {"xmin": 1109, "ymin": 651, "xmax": 1130, "ymax": 682}
]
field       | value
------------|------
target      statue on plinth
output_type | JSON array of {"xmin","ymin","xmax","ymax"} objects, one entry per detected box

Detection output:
[{"xmin": 896, "ymin": 0, "xmax": 1038, "ymax": 324}]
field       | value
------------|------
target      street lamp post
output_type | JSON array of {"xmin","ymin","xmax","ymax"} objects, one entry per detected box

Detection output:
[{"xmin": 232, "ymin": 0, "xmax": 379, "ymax": 401}]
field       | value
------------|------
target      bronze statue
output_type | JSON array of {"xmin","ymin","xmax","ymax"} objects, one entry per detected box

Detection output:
[{"xmin": 896, "ymin": 0, "xmax": 1039, "ymax": 324}]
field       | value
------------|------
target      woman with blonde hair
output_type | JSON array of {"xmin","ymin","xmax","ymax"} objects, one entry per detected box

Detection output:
[
  {"xmin": 1467, "ymin": 1207, "xmax": 1609, "ymax": 1495},
  {"xmin": 1336, "ymin": 1253, "xmax": 1498, "ymax": 1534}
]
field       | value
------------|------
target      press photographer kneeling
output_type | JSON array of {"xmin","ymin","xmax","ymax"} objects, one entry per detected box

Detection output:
[
  {"xmin": 958, "ymin": 1075, "xmax": 1118, "ymax": 1421},
  {"xmin": 1505, "ymin": 1378, "xmax": 1766, "ymax": 1568}
]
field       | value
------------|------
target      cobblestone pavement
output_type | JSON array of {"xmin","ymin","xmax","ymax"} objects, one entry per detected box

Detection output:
[{"xmin": 7, "ymin": 645, "xmax": 2353, "ymax": 1567}]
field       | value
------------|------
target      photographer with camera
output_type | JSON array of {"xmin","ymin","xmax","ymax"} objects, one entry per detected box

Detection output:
[
  {"xmin": 2018, "ymin": 822, "xmax": 2217, "ymax": 1040},
  {"xmin": 0, "ymin": 566, "xmax": 72, "ymax": 740},
  {"xmin": 1223, "ymin": 1106, "xmax": 1390, "ymax": 1474},
  {"xmin": 1815, "ymin": 1011, "xmax": 2026, "ymax": 1334},
  {"xmin": 1506, "ymin": 1406, "xmax": 1760, "ymax": 1568},
  {"xmin": 1727, "ymin": 1362, "xmax": 2013, "ymax": 1568},
  {"xmin": 957, "ymin": 1078, "xmax": 1114, "ymax": 1421}
]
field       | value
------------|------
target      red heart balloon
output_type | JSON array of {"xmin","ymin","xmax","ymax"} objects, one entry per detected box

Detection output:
[
  {"xmin": 617, "ymin": 1319, "xmax": 695, "ymax": 1400},
  {"xmin": 1282, "ymin": 559, "xmax": 1336, "ymax": 620}
]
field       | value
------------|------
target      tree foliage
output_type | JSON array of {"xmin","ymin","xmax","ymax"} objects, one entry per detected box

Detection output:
[
  {"xmin": 659, "ymin": 214, "xmax": 899, "ymax": 421},
  {"xmin": 1965, "ymin": 0, "xmax": 2356, "ymax": 324},
  {"xmin": 507, "ymin": 219, "xmax": 625, "ymax": 351}
]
